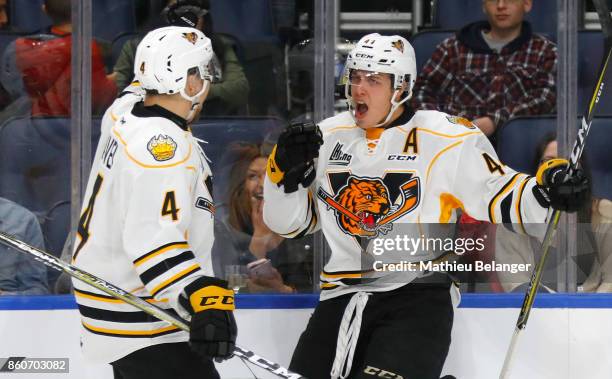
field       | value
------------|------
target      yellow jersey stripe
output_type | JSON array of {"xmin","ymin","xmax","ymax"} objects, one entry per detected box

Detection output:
[
  {"xmin": 426, "ymin": 140, "xmax": 463, "ymax": 184},
  {"xmin": 82, "ymin": 322, "xmax": 179, "ymax": 337},
  {"xmin": 150, "ymin": 264, "xmax": 201, "ymax": 296},
  {"xmin": 133, "ymin": 242, "xmax": 189, "ymax": 267},
  {"xmin": 112, "ymin": 129, "xmax": 192, "ymax": 169}
]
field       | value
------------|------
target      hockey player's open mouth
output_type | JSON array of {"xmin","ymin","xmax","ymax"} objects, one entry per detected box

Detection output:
[
  {"xmin": 355, "ymin": 101, "xmax": 368, "ymax": 119},
  {"xmin": 253, "ymin": 192, "xmax": 264, "ymax": 200}
]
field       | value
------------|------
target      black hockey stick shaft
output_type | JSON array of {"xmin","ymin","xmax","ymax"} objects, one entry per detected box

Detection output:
[
  {"xmin": 500, "ymin": 2, "xmax": 612, "ymax": 377},
  {"xmin": 0, "ymin": 231, "xmax": 305, "ymax": 379}
]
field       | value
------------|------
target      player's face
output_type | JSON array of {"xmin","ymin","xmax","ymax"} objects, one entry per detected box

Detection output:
[
  {"xmin": 349, "ymin": 70, "xmax": 394, "ymax": 129},
  {"xmin": 185, "ymin": 74, "xmax": 210, "ymax": 122},
  {"xmin": 246, "ymin": 157, "xmax": 267, "ymax": 201},
  {"xmin": 483, "ymin": 0, "xmax": 531, "ymax": 32}
]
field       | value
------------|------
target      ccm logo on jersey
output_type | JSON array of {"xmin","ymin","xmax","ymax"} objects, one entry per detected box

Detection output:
[
  {"xmin": 329, "ymin": 142, "xmax": 352, "ymax": 166},
  {"xmin": 387, "ymin": 154, "xmax": 416, "ymax": 161},
  {"xmin": 364, "ymin": 365, "xmax": 404, "ymax": 378}
]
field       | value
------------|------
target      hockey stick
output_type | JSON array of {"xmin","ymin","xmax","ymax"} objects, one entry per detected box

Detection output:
[
  {"xmin": 499, "ymin": 1, "xmax": 612, "ymax": 377},
  {"xmin": 0, "ymin": 231, "xmax": 305, "ymax": 379}
]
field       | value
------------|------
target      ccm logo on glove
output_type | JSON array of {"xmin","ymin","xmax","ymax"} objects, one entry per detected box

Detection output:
[{"xmin": 190, "ymin": 285, "xmax": 235, "ymax": 312}]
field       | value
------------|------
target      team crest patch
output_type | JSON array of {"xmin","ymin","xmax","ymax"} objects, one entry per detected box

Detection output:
[
  {"xmin": 182, "ymin": 32, "xmax": 198, "ymax": 45},
  {"xmin": 446, "ymin": 116, "xmax": 476, "ymax": 129},
  {"xmin": 392, "ymin": 39, "xmax": 404, "ymax": 53},
  {"xmin": 147, "ymin": 135, "xmax": 177, "ymax": 161},
  {"xmin": 318, "ymin": 174, "xmax": 420, "ymax": 239}
]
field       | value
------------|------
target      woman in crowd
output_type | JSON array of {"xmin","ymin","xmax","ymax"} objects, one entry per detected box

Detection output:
[{"xmin": 212, "ymin": 142, "xmax": 313, "ymax": 293}]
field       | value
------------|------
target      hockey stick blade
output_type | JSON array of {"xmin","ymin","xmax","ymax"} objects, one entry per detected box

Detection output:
[
  {"xmin": 0, "ymin": 231, "xmax": 305, "ymax": 379},
  {"xmin": 500, "ymin": 2, "xmax": 612, "ymax": 378}
]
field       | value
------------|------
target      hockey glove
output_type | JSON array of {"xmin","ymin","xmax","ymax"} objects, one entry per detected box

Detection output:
[
  {"xmin": 267, "ymin": 122, "xmax": 323, "ymax": 193},
  {"xmin": 180, "ymin": 276, "xmax": 237, "ymax": 361},
  {"xmin": 533, "ymin": 158, "xmax": 590, "ymax": 212}
]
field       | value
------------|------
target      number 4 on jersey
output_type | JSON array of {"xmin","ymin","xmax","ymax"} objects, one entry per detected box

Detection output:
[
  {"xmin": 74, "ymin": 174, "xmax": 104, "ymax": 260},
  {"xmin": 162, "ymin": 191, "xmax": 180, "ymax": 221},
  {"xmin": 482, "ymin": 152, "xmax": 505, "ymax": 175}
]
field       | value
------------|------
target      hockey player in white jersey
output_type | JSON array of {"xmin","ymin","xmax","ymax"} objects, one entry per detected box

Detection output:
[
  {"xmin": 72, "ymin": 26, "xmax": 236, "ymax": 379},
  {"xmin": 263, "ymin": 33, "xmax": 589, "ymax": 379}
]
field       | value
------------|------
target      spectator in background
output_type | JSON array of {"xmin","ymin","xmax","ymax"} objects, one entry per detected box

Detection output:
[
  {"xmin": 2, "ymin": 0, "xmax": 116, "ymax": 116},
  {"xmin": 112, "ymin": 0, "xmax": 250, "ymax": 116},
  {"xmin": 494, "ymin": 133, "xmax": 599, "ymax": 293},
  {"xmin": 411, "ymin": 0, "xmax": 557, "ymax": 139},
  {"xmin": 0, "ymin": 0, "xmax": 8, "ymax": 29},
  {"xmin": 212, "ymin": 143, "xmax": 313, "ymax": 293},
  {"xmin": 0, "ymin": 197, "xmax": 49, "ymax": 295}
]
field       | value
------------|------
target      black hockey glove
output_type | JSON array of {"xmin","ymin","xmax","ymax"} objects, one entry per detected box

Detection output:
[
  {"xmin": 533, "ymin": 158, "xmax": 590, "ymax": 212},
  {"xmin": 267, "ymin": 122, "xmax": 323, "ymax": 193},
  {"xmin": 180, "ymin": 277, "xmax": 237, "ymax": 361}
]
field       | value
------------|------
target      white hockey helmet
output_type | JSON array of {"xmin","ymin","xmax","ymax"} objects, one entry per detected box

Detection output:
[
  {"xmin": 342, "ymin": 33, "xmax": 417, "ymax": 126},
  {"xmin": 134, "ymin": 26, "xmax": 214, "ymax": 104}
]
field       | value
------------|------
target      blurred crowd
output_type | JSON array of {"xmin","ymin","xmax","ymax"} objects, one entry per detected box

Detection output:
[{"xmin": 0, "ymin": 0, "xmax": 609, "ymax": 296}]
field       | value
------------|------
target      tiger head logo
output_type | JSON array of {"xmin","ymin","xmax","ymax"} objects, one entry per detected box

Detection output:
[
  {"xmin": 336, "ymin": 177, "xmax": 390, "ymax": 237},
  {"xmin": 182, "ymin": 32, "xmax": 198, "ymax": 45},
  {"xmin": 392, "ymin": 39, "xmax": 404, "ymax": 53}
]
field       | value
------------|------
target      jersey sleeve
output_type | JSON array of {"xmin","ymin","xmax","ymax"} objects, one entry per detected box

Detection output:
[
  {"xmin": 263, "ymin": 175, "xmax": 320, "ymax": 239},
  {"xmin": 451, "ymin": 133, "xmax": 548, "ymax": 237},
  {"xmin": 120, "ymin": 138, "xmax": 204, "ymax": 311}
]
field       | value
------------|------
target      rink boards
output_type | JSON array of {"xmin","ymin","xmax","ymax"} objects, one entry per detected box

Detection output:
[{"xmin": 0, "ymin": 294, "xmax": 611, "ymax": 379}]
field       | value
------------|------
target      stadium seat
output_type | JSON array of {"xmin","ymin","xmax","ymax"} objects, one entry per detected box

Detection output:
[
  {"xmin": 190, "ymin": 116, "xmax": 284, "ymax": 204},
  {"xmin": 496, "ymin": 116, "xmax": 555, "ymax": 174},
  {"xmin": 409, "ymin": 30, "xmax": 454, "ymax": 71},
  {"xmin": 0, "ymin": 117, "xmax": 101, "ymax": 213},
  {"xmin": 497, "ymin": 116, "xmax": 612, "ymax": 200},
  {"xmin": 111, "ymin": 31, "xmax": 139, "ymax": 67},
  {"xmin": 190, "ymin": 116, "xmax": 284, "ymax": 170},
  {"xmin": 209, "ymin": 0, "xmax": 279, "ymax": 44},
  {"xmin": 584, "ymin": 117, "xmax": 612, "ymax": 200},
  {"xmin": 92, "ymin": 0, "xmax": 136, "ymax": 42},
  {"xmin": 432, "ymin": 0, "xmax": 558, "ymax": 39},
  {"xmin": 9, "ymin": 0, "xmax": 50, "ymax": 34},
  {"xmin": 577, "ymin": 30, "xmax": 612, "ymax": 115},
  {"xmin": 10, "ymin": 0, "xmax": 135, "ymax": 42}
]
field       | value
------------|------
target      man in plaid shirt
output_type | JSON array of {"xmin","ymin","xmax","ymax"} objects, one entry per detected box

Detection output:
[{"xmin": 411, "ymin": 0, "xmax": 557, "ymax": 137}]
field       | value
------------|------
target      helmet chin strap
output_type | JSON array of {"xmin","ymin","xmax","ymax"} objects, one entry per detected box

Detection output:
[{"xmin": 180, "ymin": 80, "xmax": 210, "ymax": 122}]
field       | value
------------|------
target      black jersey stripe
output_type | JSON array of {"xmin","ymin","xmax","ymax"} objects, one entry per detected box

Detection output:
[
  {"xmin": 516, "ymin": 176, "xmax": 532, "ymax": 234},
  {"xmin": 78, "ymin": 304, "xmax": 180, "ymax": 323},
  {"xmin": 295, "ymin": 195, "xmax": 318, "ymax": 239},
  {"xmin": 500, "ymin": 192, "xmax": 513, "ymax": 224},
  {"xmin": 488, "ymin": 173, "xmax": 521, "ymax": 223},
  {"xmin": 133, "ymin": 241, "xmax": 188, "ymax": 266},
  {"xmin": 321, "ymin": 268, "xmax": 373, "ymax": 277},
  {"xmin": 139, "ymin": 251, "xmax": 196, "ymax": 285}
]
